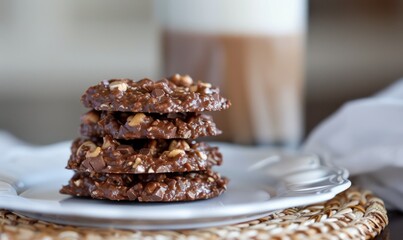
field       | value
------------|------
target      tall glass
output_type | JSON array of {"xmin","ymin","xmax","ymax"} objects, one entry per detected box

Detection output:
[{"xmin": 156, "ymin": 0, "xmax": 307, "ymax": 146}]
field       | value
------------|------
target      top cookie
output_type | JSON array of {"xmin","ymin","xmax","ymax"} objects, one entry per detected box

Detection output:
[{"xmin": 81, "ymin": 74, "xmax": 231, "ymax": 113}]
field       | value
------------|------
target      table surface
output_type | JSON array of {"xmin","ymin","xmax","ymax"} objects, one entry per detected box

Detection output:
[{"xmin": 376, "ymin": 211, "xmax": 403, "ymax": 240}]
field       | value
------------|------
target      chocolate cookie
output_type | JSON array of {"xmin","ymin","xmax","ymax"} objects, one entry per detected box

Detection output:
[
  {"xmin": 67, "ymin": 136, "xmax": 222, "ymax": 174},
  {"xmin": 60, "ymin": 170, "xmax": 228, "ymax": 202},
  {"xmin": 81, "ymin": 74, "xmax": 231, "ymax": 113},
  {"xmin": 80, "ymin": 110, "xmax": 222, "ymax": 140}
]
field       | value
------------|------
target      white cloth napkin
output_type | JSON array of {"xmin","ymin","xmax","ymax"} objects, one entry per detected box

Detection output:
[{"xmin": 304, "ymin": 79, "xmax": 403, "ymax": 210}]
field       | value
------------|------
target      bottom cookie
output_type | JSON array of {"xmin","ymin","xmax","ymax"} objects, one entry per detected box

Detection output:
[{"xmin": 60, "ymin": 170, "xmax": 228, "ymax": 202}]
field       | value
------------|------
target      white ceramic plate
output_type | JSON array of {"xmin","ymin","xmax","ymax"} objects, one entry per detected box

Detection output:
[{"xmin": 0, "ymin": 142, "xmax": 350, "ymax": 230}]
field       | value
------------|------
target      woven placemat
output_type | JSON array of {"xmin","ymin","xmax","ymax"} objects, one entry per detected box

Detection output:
[{"xmin": 0, "ymin": 187, "xmax": 388, "ymax": 240}]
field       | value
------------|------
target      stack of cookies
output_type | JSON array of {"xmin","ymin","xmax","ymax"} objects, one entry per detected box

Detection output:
[{"xmin": 60, "ymin": 74, "xmax": 231, "ymax": 202}]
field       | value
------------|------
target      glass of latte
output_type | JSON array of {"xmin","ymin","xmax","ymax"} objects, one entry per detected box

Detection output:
[{"xmin": 156, "ymin": 0, "xmax": 307, "ymax": 147}]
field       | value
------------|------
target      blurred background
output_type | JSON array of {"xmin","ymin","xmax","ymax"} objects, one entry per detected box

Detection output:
[{"xmin": 0, "ymin": 0, "xmax": 402, "ymax": 145}]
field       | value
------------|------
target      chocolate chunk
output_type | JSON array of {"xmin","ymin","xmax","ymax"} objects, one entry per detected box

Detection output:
[
  {"xmin": 81, "ymin": 75, "xmax": 231, "ymax": 113},
  {"xmin": 151, "ymin": 88, "xmax": 165, "ymax": 98},
  {"xmin": 60, "ymin": 170, "xmax": 228, "ymax": 202},
  {"xmin": 88, "ymin": 156, "xmax": 106, "ymax": 172},
  {"xmin": 67, "ymin": 137, "xmax": 222, "ymax": 174},
  {"xmin": 80, "ymin": 110, "xmax": 222, "ymax": 140}
]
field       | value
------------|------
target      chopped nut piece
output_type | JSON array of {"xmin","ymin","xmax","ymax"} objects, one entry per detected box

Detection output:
[
  {"xmin": 168, "ymin": 140, "xmax": 178, "ymax": 151},
  {"xmin": 169, "ymin": 140, "xmax": 190, "ymax": 151},
  {"xmin": 86, "ymin": 147, "xmax": 101, "ymax": 158},
  {"xmin": 181, "ymin": 141, "xmax": 190, "ymax": 150},
  {"xmin": 109, "ymin": 80, "xmax": 128, "ymax": 92},
  {"xmin": 196, "ymin": 150, "xmax": 207, "ymax": 160},
  {"xmin": 101, "ymin": 137, "xmax": 112, "ymax": 149},
  {"xmin": 168, "ymin": 149, "xmax": 186, "ymax": 158},
  {"xmin": 127, "ymin": 113, "xmax": 146, "ymax": 127},
  {"xmin": 207, "ymin": 177, "xmax": 215, "ymax": 182},
  {"xmin": 132, "ymin": 158, "xmax": 142, "ymax": 169},
  {"xmin": 181, "ymin": 75, "xmax": 193, "ymax": 86},
  {"xmin": 148, "ymin": 168, "xmax": 155, "ymax": 173},
  {"xmin": 76, "ymin": 141, "xmax": 97, "ymax": 156},
  {"xmin": 81, "ymin": 111, "xmax": 99, "ymax": 124},
  {"xmin": 199, "ymin": 82, "xmax": 212, "ymax": 88},
  {"xmin": 190, "ymin": 85, "xmax": 198, "ymax": 92},
  {"xmin": 73, "ymin": 179, "xmax": 82, "ymax": 187},
  {"xmin": 148, "ymin": 140, "xmax": 158, "ymax": 155},
  {"xmin": 172, "ymin": 73, "xmax": 181, "ymax": 82},
  {"xmin": 171, "ymin": 74, "xmax": 194, "ymax": 87}
]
